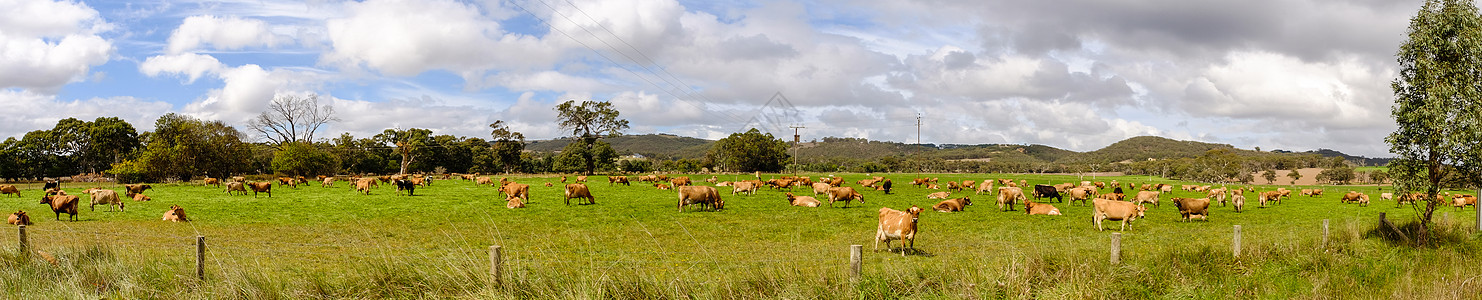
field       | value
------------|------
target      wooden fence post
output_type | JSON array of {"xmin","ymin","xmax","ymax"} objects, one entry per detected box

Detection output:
[
  {"xmin": 1476, "ymin": 188, "xmax": 1481, "ymax": 232},
  {"xmin": 1110, "ymin": 233, "xmax": 1121, "ymax": 264},
  {"xmin": 1322, "ymin": 219, "xmax": 1330, "ymax": 248},
  {"xmin": 18, "ymin": 225, "xmax": 27, "ymax": 259},
  {"xmin": 849, "ymin": 245, "xmax": 862, "ymax": 281},
  {"xmin": 1233, "ymin": 225, "xmax": 1242, "ymax": 258},
  {"xmin": 196, "ymin": 236, "xmax": 205, "ymax": 281},
  {"xmin": 490, "ymin": 245, "xmax": 503, "ymax": 286}
]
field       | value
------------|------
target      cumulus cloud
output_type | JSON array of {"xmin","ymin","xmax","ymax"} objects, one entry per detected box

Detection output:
[
  {"xmin": 323, "ymin": 0, "xmax": 558, "ymax": 78},
  {"xmin": 165, "ymin": 15, "xmax": 286, "ymax": 54},
  {"xmin": 0, "ymin": 89, "xmax": 173, "ymax": 138},
  {"xmin": 139, "ymin": 52, "xmax": 227, "ymax": 83},
  {"xmin": 0, "ymin": 0, "xmax": 112, "ymax": 93}
]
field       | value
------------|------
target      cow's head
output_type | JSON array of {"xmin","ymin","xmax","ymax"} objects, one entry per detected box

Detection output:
[
  {"xmin": 906, "ymin": 206, "xmax": 923, "ymax": 222},
  {"xmin": 1135, "ymin": 205, "xmax": 1147, "ymax": 218},
  {"xmin": 39, "ymin": 194, "xmax": 52, "ymax": 204},
  {"xmin": 961, "ymin": 197, "xmax": 971, "ymax": 206}
]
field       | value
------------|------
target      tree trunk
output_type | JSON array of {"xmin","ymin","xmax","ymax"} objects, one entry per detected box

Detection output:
[{"xmin": 582, "ymin": 137, "xmax": 595, "ymax": 176}]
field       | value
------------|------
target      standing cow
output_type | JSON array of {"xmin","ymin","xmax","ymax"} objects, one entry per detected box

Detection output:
[
  {"xmin": 827, "ymin": 187, "xmax": 865, "ymax": 208},
  {"xmin": 564, "ymin": 184, "xmax": 595, "ymax": 205},
  {"xmin": 876, "ymin": 206, "xmax": 923, "ymax": 256}
]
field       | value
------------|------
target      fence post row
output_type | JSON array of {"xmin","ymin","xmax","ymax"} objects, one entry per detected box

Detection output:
[
  {"xmin": 196, "ymin": 236, "xmax": 206, "ymax": 281},
  {"xmin": 490, "ymin": 245, "xmax": 503, "ymax": 286},
  {"xmin": 1233, "ymin": 225, "xmax": 1242, "ymax": 258},
  {"xmin": 1110, "ymin": 233, "xmax": 1121, "ymax": 264},
  {"xmin": 1322, "ymin": 219, "xmax": 1330, "ymax": 248},
  {"xmin": 849, "ymin": 245, "xmax": 862, "ymax": 281}
]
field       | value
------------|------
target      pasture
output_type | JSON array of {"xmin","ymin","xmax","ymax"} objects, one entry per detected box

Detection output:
[{"xmin": 1, "ymin": 174, "xmax": 1479, "ymax": 299}]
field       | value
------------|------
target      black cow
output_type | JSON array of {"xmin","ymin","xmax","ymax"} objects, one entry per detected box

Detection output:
[
  {"xmin": 881, "ymin": 179, "xmax": 893, "ymax": 194},
  {"xmin": 1033, "ymin": 184, "xmax": 1063, "ymax": 203},
  {"xmin": 43, "ymin": 180, "xmax": 59, "ymax": 191},
  {"xmin": 395, "ymin": 179, "xmax": 416, "ymax": 196}
]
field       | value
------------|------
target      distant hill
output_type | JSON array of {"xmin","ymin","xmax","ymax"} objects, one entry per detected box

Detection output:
[{"xmin": 524, "ymin": 134, "xmax": 1389, "ymax": 166}]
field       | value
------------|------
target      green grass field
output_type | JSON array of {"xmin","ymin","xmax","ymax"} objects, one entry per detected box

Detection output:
[{"xmin": 1, "ymin": 174, "xmax": 1479, "ymax": 299}]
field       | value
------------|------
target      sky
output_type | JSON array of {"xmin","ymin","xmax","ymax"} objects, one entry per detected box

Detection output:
[{"xmin": 0, "ymin": 0, "xmax": 1421, "ymax": 157}]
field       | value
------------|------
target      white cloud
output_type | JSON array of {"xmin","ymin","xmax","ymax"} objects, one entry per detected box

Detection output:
[
  {"xmin": 323, "ymin": 0, "xmax": 558, "ymax": 78},
  {"xmin": 0, "ymin": 0, "xmax": 112, "ymax": 93},
  {"xmin": 0, "ymin": 89, "xmax": 173, "ymax": 138},
  {"xmin": 165, "ymin": 15, "xmax": 285, "ymax": 54},
  {"xmin": 180, "ymin": 64, "xmax": 327, "ymax": 124},
  {"xmin": 139, "ymin": 52, "xmax": 227, "ymax": 83}
]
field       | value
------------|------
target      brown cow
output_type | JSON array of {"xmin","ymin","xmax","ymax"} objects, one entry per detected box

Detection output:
[
  {"xmin": 354, "ymin": 178, "xmax": 376, "ymax": 195},
  {"xmin": 997, "ymin": 187, "xmax": 1025, "ymax": 211},
  {"xmin": 671, "ymin": 177, "xmax": 691, "ymax": 187},
  {"xmin": 875, "ymin": 206, "xmax": 923, "ymax": 256},
  {"xmin": 1259, "ymin": 191, "xmax": 1283, "ymax": 207},
  {"xmin": 1171, "ymin": 198, "xmax": 1211, "ymax": 221},
  {"xmin": 732, "ymin": 181, "xmax": 759, "ymax": 196},
  {"xmin": 655, "ymin": 183, "xmax": 671, "ymax": 190},
  {"xmin": 1025, "ymin": 201, "xmax": 1061, "ymax": 215},
  {"xmin": 827, "ymin": 187, "xmax": 865, "ymax": 208},
  {"xmin": 1134, "ymin": 191, "xmax": 1161, "ymax": 208},
  {"xmin": 322, "ymin": 177, "xmax": 335, "ymax": 188},
  {"xmin": 476, "ymin": 176, "xmax": 494, "ymax": 186},
  {"xmin": 40, "ymin": 191, "xmax": 80, "ymax": 221},
  {"xmin": 1453, "ymin": 194, "xmax": 1477, "ymax": 210},
  {"xmin": 248, "ymin": 182, "xmax": 272, "ymax": 197},
  {"xmin": 162, "ymin": 205, "xmax": 189, "ymax": 222},
  {"xmin": 231, "ymin": 176, "xmax": 246, "ymax": 182},
  {"xmin": 503, "ymin": 183, "xmax": 531, "ymax": 202},
  {"xmin": 975, "ymin": 181, "xmax": 995, "ymax": 195},
  {"xmin": 83, "ymin": 188, "xmax": 123, "ymax": 212},
  {"xmin": 932, "ymin": 197, "xmax": 971, "ymax": 212},
  {"xmin": 785, "ymin": 193, "xmax": 821, "ymax": 207},
  {"xmin": 1341, "ymin": 191, "xmax": 1369, "ymax": 206},
  {"xmin": 678, "ymin": 185, "xmax": 723, "ymax": 212},
  {"xmin": 1207, "ymin": 187, "xmax": 1228, "ymax": 206},
  {"xmin": 1092, "ymin": 198, "xmax": 1145, "ymax": 231},
  {"xmin": 0, "ymin": 184, "xmax": 19, "ymax": 197},
  {"xmin": 226, "ymin": 182, "xmax": 247, "ymax": 195},
  {"xmin": 1067, "ymin": 187, "xmax": 1096, "ymax": 206},
  {"xmin": 575, "ymin": 175, "xmax": 588, "ymax": 183},
  {"xmin": 7, "ymin": 211, "xmax": 30, "ymax": 225},
  {"xmin": 124, "ymin": 184, "xmax": 152, "ymax": 195},
  {"xmin": 564, "ymin": 184, "xmax": 595, "ymax": 205},
  {"xmin": 609, "ymin": 176, "xmax": 630, "ymax": 186},
  {"xmin": 1232, "ymin": 194, "xmax": 1246, "ymax": 212},
  {"xmin": 131, "ymin": 193, "xmax": 151, "ymax": 202},
  {"xmin": 911, "ymin": 178, "xmax": 930, "ymax": 186},
  {"xmin": 926, "ymin": 191, "xmax": 951, "ymax": 199},
  {"xmin": 506, "ymin": 195, "xmax": 526, "ymax": 208},
  {"xmin": 203, "ymin": 177, "xmax": 221, "ymax": 187},
  {"xmin": 812, "ymin": 182, "xmax": 832, "ymax": 195}
]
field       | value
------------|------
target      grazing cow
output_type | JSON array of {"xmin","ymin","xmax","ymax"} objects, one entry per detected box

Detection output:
[
  {"xmin": 1259, "ymin": 191, "xmax": 1284, "ymax": 207},
  {"xmin": 812, "ymin": 182, "xmax": 832, "ymax": 195},
  {"xmin": 975, "ymin": 181, "xmax": 995, "ymax": 195},
  {"xmin": 677, "ymin": 185, "xmax": 724, "ymax": 212},
  {"xmin": 1341, "ymin": 191, "xmax": 1369, "ymax": 206},
  {"xmin": 1310, "ymin": 189, "xmax": 1324, "ymax": 196},
  {"xmin": 545, "ymin": 182, "xmax": 554, "ymax": 187},
  {"xmin": 124, "ymin": 184, "xmax": 152, "ymax": 195},
  {"xmin": 1381, "ymin": 193, "xmax": 1395, "ymax": 204},
  {"xmin": 83, "ymin": 188, "xmax": 123, "ymax": 212},
  {"xmin": 322, "ymin": 177, "xmax": 335, "ymax": 188},
  {"xmin": 506, "ymin": 195, "xmax": 526, "ymax": 208},
  {"xmin": 963, "ymin": 180, "xmax": 976, "ymax": 190},
  {"xmin": 131, "ymin": 193, "xmax": 151, "ymax": 202},
  {"xmin": 575, "ymin": 175, "xmax": 588, "ymax": 183},
  {"xmin": 1096, "ymin": 193, "xmax": 1125, "ymax": 202},
  {"xmin": 609, "ymin": 176, "xmax": 630, "ymax": 186},
  {"xmin": 827, "ymin": 187, "xmax": 865, "ymax": 208},
  {"xmin": 40, "ymin": 191, "xmax": 80, "ymax": 221},
  {"xmin": 1092, "ymin": 198, "xmax": 1146, "ymax": 231},
  {"xmin": 354, "ymin": 178, "xmax": 376, "ymax": 195},
  {"xmin": 203, "ymin": 178, "xmax": 221, "ymax": 187},
  {"xmin": 231, "ymin": 176, "xmax": 246, "ymax": 182},
  {"xmin": 7, "ymin": 211, "xmax": 31, "ymax": 226},
  {"xmin": 997, "ymin": 187, "xmax": 1026, "ymax": 211},
  {"xmin": 278, "ymin": 177, "xmax": 298, "ymax": 188},
  {"xmin": 732, "ymin": 181, "xmax": 759, "ymax": 196},
  {"xmin": 502, "ymin": 183, "xmax": 531, "ymax": 202},
  {"xmin": 476, "ymin": 177, "xmax": 494, "ymax": 186},
  {"xmin": 880, "ymin": 179, "xmax": 893, "ymax": 194},
  {"xmin": 43, "ymin": 180, "xmax": 59, "ymax": 191},
  {"xmin": 1396, "ymin": 192, "xmax": 1428, "ymax": 207},
  {"xmin": 1134, "ymin": 191, "xmax": 1161, "ymax": 208},
  {"xmin": 162, "ymin": 205, "xmax": 189, "ymax": 222},
  {"xmin": 1053, "ymin": 183, "xmax": 1076, "ymax": 193},
  {"xmin": 926, "ymin": 191, "xmax": 951, "ymax": 199},
  {"xmin": 394, "ymin": 179, "xmax": 416, "ymax": 196},
  {"xmin": 1207, "ymin": 188, "xmax": 1228, "ymax": 206},
  {"xmin": 875, "ymin": 206, "xmax": 924, "ymax": 256},
  {"xmin": 0, "ymin": 184, "xmax": 19, "ymax": 197},
  {"xmin": 945, "ymin": 181, "xmax": 961, "ymax": 192},
  {"xmin": 671, "ymin": 177, "xmax": 692, "ymax": 187},
  {"xmin": 564, "ymin": 184, "xmax": 595, "ymax": 205},
  {"xmin": 1232, "ymin": 194, "xmax": 1246, "ymax": 212},
  {"xmin": 1033, "ymin": 185, "xmax": 1063, "ymax": 203},
  {"xmin": 785, "ymin": 193, "xmax": 821, "ymax": 207},
  {"xmin": 1067, "ymin": 187, "xmax": 1096, "ymax": 206},
  {"xmin": 826, "ymin": 177, "xmax": 844, "ymax": 187},
  {"xmin": 932, "ymin": 197, "xmax": 971, "ymax": 212},
  {"xmin": 248, "ymin": 182, "xmax": 272, "ymax": 197},
  {"xmin": 911, "ymin": 178, "xmax": 931, "ymax": 186},
  {"xmin": 1171, "ymin": 198, "xmax": 1211, "ymax": 221},
  {"xmin": 1453, "ymin": 194, "xmax": 1477, "ymax": 210},
  {"xmin": 226, "ymin": 182, "xmax": 247, "ymax": 195},
  {"xmin": 1025, "ymin": 201, "xmax": 1061, "ymax": 215}
]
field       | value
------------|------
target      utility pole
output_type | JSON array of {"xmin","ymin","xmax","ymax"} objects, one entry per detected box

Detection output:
[
  {"xmin": 789, "ymin": 124, "xmax": 805, "ymax": 168},
  {"xmin": 915, "ymin": 114, "xmax": 922, "ymax": 145}
]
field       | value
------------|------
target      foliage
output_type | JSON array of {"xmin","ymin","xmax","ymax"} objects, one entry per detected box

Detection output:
[
  {"xmin": 271, "ymin": 142, "xmax": 339, "ymax": 176},
  {"xmin": 618, "ymin": 159, "xmax": 652, "ymax": 173},
  {"xmin": 249, "ymin": 94, "xmax": 337, "ymax": 148},
  {"xmin": 110, "ymin": 113, "xmax": 251, "ymax": 182},
  {"xmin": 553, "ymin": 141, "xmax": 618, "ymax": 173},
  {"xmin": 1387, "ymin": 0, "xmax": 1482, "ymax": 244},
  {"xmin": 1317, "ymin": 166, "xmax": 1357, "ymax": 185},
  {"xmin": 489, "ymin": 120, "xmax": 525, "ymax": 174},
  {"xmin": 1263, "ymin": 169, "xmax": 1278, "ymax": 183},
  {"xmin": 706, "ymin": 128, "xmax": 791, "ymax": 172},
  {"xmin": 1287, "ymin": 168, "xmax": 1304, "ymax": 183},
  {"xmin": 555, "ymin": 100, "xmax": 630, "ymax": 175},
  {"xmin": 375, "ymin": 128, "xmax": 433, "ymax": 175}
]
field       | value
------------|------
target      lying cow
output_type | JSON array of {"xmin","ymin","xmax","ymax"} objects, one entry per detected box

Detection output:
[
  {"xmin": 506, "ymin": 195, "xmax": 526, "ymax": 208},
  {"xmin": 1092, "ymin": 198, "xmax": 1146, "ymax": 231},
  {"xmin": 932, "ymin": 197, "xmax": 971, "ymax": 212},
  {"xmin": 785, "ymin": 193, "xmax": 821, "ymax": 207},
  {"xmin": 926, "ymin": 191, "xmax": 951, "ymax": 199},
  {"xmin": 565, "ymin": 184, "xmax": 595, "ymax": 205},
  {"xmin": 1171, "ymin": 197, "xmax": 1211, "ymax": 221},
  {"xmin": 827, "ymin": 187, "xmax": 864, "ymax": 208},
  {"xmin": 162, "ymin": 205, "xmax": 189, "ymax": 222},
  {"xmin": 875, "ymin": 206, "xmax": 923, "ymax": 256},
  {"xmin": 7, "ymin": 211, "xmax": 30, "ymax": 225},
  {"xmin": 40, "ymin": 190, "xmax": 80, "ymax": 221},
  {"xmin": 131, "ymin": 193, "xmax": 151, "ymax": 202},
  {"xmin": 83, "ymin": 188, "xmax": 123, "ymax": 212},
  {"xmin": 677, "ymin": 185, "xmax": 723, "ymax": 212},
  {"xmin": 1025, "ymin": 201, "xmax": 1061, "ymax": 215}
]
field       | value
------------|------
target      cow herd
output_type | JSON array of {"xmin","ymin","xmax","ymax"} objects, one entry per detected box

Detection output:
[{"xmin": 4, "ymin": 173, "xmax": 1476, "ymax": 257}]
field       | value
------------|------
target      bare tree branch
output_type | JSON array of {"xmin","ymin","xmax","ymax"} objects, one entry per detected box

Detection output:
[{"xmin": 249, "ymin": 94, "xmax": 339, "ymax": 148}]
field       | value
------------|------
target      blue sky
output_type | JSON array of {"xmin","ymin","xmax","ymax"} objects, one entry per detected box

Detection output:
[{"xmin": 0, "ymin": 0, "xmax": 1422, "ymax": 157}]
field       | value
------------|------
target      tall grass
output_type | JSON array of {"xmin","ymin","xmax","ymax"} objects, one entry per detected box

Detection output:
[{"xmin": 0, "ymin": 174, "xmax": 1478, "ymax": 298}]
